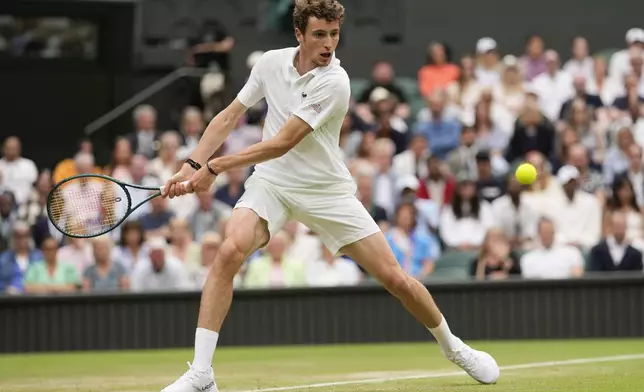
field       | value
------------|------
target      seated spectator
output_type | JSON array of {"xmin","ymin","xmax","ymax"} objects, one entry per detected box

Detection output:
[
  {"xmin": 471, "ymin": 227, "xmax": 521, "ymax": 280},
  {"xmin": 356, "ymin": 61, "xmax": 410, "ymax": 122},
  {"xmin": 609, "ymin": 28, "xmax": 644, "ymax": 81},
  {"xmin": 413, "ymin": 89, "xmax": 462, "ymax": 160},
  {"xmin": 113, "ymin": 221, "xmax": 148, "ymax": 273},
  {"xmin": 82, "ymin": 236, "xmax": 128, "ymax": 292},
  {"xmin": 548, "ymin": 165, "xmax": 602, "ymax": 251},
  {"xmin": 243, "ymin": 231, "xmax": 306, "ymax": 289},
  {"xmin": 125, "ymin": 154, "xmax": 159, "ymax": 222},
  {"xmin": 126, "ymin": 104, "xmax": 159, "ymax": 159},
  {"xmin": 587, "ymin": 56, "xmax": 621, "ymax": 108},
  {"xmin": 566, "ymin": 144, "xmax": 605, "ymax": 198},
  {"xmin": 188, "ymin": 232, "xmax": 230, "ymax": 289},
  {"xmin": 563, "ymin": 36, "xmax": 594, "ymax": 81},
  {"xmin": 16, "ymin": 170, "xmax": 51, "ymax": 234},
  {"xmin": 446, "ymin": 125, "xmax": 477, "ymax": 179},
  {"xmin": 622, "ymin": 144, "xmax": 644, "ymax": 207},
  {"xmin": 559, "ymin": 75, "xmax": 604, "ymax": 121},
  {"xmin": 224, "ymin": 108, "xmax": 263, "ymax": 155},
  {"xmin": 439, "ymin": 177, "xmax": 494, "ymax": 251},
  {"xmin": 355, "ymin": 170, "xmax": 389, "ymax": 230},
  {"xmin": 371, "ymin": 138, "xmax": 397, "ymax": 217},
  {"xmin": 283, "ymin": 220, "xmax": 322, "ymax": 266},
  {"xmin": 139, "ymin": 194, "xmax": 174, "ymax": 238},
  {"xmin": 506, "ymin": 103, "xmax": 556, "ymax": 164},
  {"xmin": 493, "ymin": 55, "xmax": 526, "ymax": 117},
  {"xmin": 491, "ymin": 176, "xmax": 538, "ymax": 250},
  {"xmin": 612, "ymin": 74, "xmax": 644, "ymax": 115},
  {"xmin": 57, "ymin": 237, "xmax": 93, "ymax": 278},
  {"xmin": 52, "ymin": 138, "xmax": 96, "ymax": 184},
  {"xmin": 24, "ymin": 236, "xmax": 79, "ymax": 294},
  {"xmin": 417, "ymin": 155, "xmax": 456, "ymax": 208},
  {"xmin": 177, "ymin": 106, "xmax": 204, "ymax": 159},
  {"xmin": 522, "ymin": 151, "xmax": 565, "ymax": 218},
  {"xmin": 603, "ymin": 127, "xmax": 634, "ymax": 186},
  {"xmin": 418, "ymin": 41, "xmax": 460, "ymax": 98},
  {"xmin": 603, "ymin": 176, "xmax": 644, "ymax": 251},
  {"xmin": 551, "ymin": 123, "xmax": 581, "ymax": 172},
  {"xmin": 560, "ymin": 99, "xmax": 606, "ymax": 164},
  {"xmin": 520, "ymin": 218, "xmax": 585, "ymax": 279},
  {"xmin": 307, "ymin": 243, "xmax": 362, "ymax": 287},
  {"xmin": 0, "ymin": 222, "xmax": 42, "ymax": 294},
  {"xmin": 130, "ymin": 236, "xmax": 190, "ymax": 292},
  {"xmin": 371, "ymin": 95, "xmax": 409, "ymax": 154},
  {"xmin": 168, "ymin": 217, "xmax": 201, "ymax": 268},
  {"xmin": 104, "ymin": 137, "xmax": 133, "ymax": 183},
  {"xmin": 475, "ymin": 151, "xmax": 505, "ymax": 203},
  {"xmin": 386, "ymin": 202, "xmax": 440, "ymax": 279},
  {"xmin": 589, "ymin": 211, "xmax": 644, "ymax": 272},
  {"xmin": 519, "ymin": 34, "xmax": 547, "ymax": 82},
  {"xmin": 474, "ymin": 37, "xmax": 501, "ymax": 87},
  {"xmin": 395, "ymin": 176, "xmax": 440, "ymax": 234},
  {"xmin": 0, "ymin": 191, "xmax": 16, "ymax": 251},
  {"xmin": 348, "ymin": 131, "xmax": 377, "ymax": 177},
  {"xmin": 530, "ymin": 50, "xmax": 574, "ymax": 122},
  {"xmin": 215, "ymin": 167, "xmax": 246, "ymax": 208},
  {"xmin": 446, "ymin": 55, "xmax": 482, "ymax": 112},
  {"xmin": 189, "ymin": 188, "xmax": 232, "ymax": 242},
  {"xmin": 392, "ymin": 134, "xmax": 429, "ymax": 179},
  {"xmin": 147, "ymin": 131, "xmax": 181, "ymax": 184},
  {"xmin": 0, "ymin": 136, "xmax": 38, "ymax": 205}
]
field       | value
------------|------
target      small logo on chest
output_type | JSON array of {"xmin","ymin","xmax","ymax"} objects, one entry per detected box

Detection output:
[{"xmin": 302, "ymin": 92, "xmax": 307, "ymax": 98}]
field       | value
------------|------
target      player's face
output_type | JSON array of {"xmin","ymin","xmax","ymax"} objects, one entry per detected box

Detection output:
[{"xmin": 296, "ymin": 17, "xmax": 340, "ymax": 67}]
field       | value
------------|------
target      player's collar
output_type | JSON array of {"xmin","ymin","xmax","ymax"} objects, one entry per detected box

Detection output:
[{"xmin": 289, "ymin": 46, "xmax": 337, "ymax": 77}]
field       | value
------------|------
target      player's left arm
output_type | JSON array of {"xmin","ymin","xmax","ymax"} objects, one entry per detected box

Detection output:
[{"xmin": 208, "ymin": 76, "xmax": 350, "ymax": 173}]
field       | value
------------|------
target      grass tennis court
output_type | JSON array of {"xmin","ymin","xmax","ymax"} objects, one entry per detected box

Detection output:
[{"xmin": 1, "ymin": 339, "xmax": 643, "ymax": 391}]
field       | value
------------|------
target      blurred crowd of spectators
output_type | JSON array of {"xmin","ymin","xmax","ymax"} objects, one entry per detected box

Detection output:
[{"xmin": 3, "ymin": 28, "xmax": 644, "ymax": 296}]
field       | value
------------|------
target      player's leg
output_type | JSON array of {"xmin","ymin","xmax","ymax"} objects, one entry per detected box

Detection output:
[
  {"xmin": 294, "ymin": 189, "xmax": 499, "ymax": 384},
  {"xmin": 162, "ymin": 178, "xmax": 287, "ymax": 392}
]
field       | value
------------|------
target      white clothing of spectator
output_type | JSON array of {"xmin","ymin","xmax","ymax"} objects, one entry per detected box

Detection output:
[
  {"xmin": 520, "ymin": 218, "xmax": 585, "ymax": 279},
  {"xmin": 283, "ymin": 221, "xmax": 322, "ymax": 266},
  {"xmin": 609, "ymin": 28, "xmax": 644, "ymax": 81},
  {"xmin": 130, "ymin": 237, "xmax": 191, "ymax": 292},
  {"xmin": 530, "ymin": 50, "xmax": 573, "ymax": 122},
  {"xmin": 0, "ymin": 137, "xmax": 38, "ymax": 205},
  {"xmin": 474, "ymin": 37, "xmax": 501, "ymax": 88},
  {"xmin": 547, "ymin": 165, "xmax": 602, "ymax": 250},
  {"xmin": 392, "ymin": 134, "xmax": 429, "ymax": 179},
  {"xmin": 563, "ymin": 37, "xmax": 594, "ymax": 81},
  {"xmin": 57, "ymin": 237, "xmax": 94, "ymax": 277},
  {"xmin": 490, "ymin": 178, "xmax": 539, "ymax": 250},
  {"xmin": 306, "ymin": 245, "xmax": 361, "ymax": 287}
]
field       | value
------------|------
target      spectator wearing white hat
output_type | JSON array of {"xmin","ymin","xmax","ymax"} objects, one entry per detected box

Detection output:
[
  {"xmin": 519, "ymin": 34, "xmax": 547, "ymax": 82},
  {"xmin": 130, "ymin": 236, "xmax": 190, "ymax": 292},
  {"xmin": 474, "ymin": 37, "xmax": 501, "ymax": 88},
  {"xmin": 492, "ymin": 55, "xmax": 526, "ymax": 118},
  {"xmin": 609, "ymin": 28, "xmax": 644, "ymax": 81},
  {"xmin": 530, "ymin": 50, "xmax": 574, "ymax": 122},
  {"xmin": 548, "ymin": 165, "xmax": 602, "ymax": 251}
]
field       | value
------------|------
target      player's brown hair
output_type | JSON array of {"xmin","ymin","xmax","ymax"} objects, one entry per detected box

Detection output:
[{"xmin": 293, "ymin": 0, "xmax": 345, "ymax": 34}]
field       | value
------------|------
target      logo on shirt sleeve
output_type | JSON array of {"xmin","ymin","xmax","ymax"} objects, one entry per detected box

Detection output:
[{"xmin": 310, "ymin": 103, "xmax": 323, "ymax": 113}]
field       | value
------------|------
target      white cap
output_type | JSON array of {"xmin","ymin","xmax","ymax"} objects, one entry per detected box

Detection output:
[
  {"xmin": 626, "ymin": 28, "xmax": 644, "ymax": 44},
  {"xmin": 369, "ymin": 86, "xmax": 390, "ymax": 102},
  {"xmin": 148, "ymin": 236, "xmax": 168, "ymax": 251},
  {"xmin": 503, "ymin": 54, "xmax": 518, "ymax": 67},
  {"xmin": 476, "ymin": 37, "xmax": 497, "ymax": 54},
  {"xmin": 557, "ymin": 165, "xmax": 580, "ymax": 184},
  {"xmin": 396, "ymin": 175, "xmax": 420, "ymax": 193}
]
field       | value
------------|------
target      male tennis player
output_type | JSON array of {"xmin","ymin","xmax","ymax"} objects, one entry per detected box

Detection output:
[{"xmin": 161, "ymin": 1, "xmax": 499, "ymax": 390}]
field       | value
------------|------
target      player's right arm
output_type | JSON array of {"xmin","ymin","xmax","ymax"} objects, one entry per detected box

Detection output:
[{"xmin": 163, "ymin": 52, "xmax": 268, "ymax": 197}]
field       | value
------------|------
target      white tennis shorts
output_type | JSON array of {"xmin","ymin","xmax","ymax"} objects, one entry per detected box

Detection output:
[{"xmin": 234, "ymin": 175, "xmax": 381, "ymax": 255}]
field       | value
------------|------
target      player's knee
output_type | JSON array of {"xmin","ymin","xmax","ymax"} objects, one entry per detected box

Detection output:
[
  {"xmin": 212, "ymin": 237, "xmax": 247, "ymax": 277},
  {"xmin": 381, "ymin": 269, "xmax": 412, "ymax": 298}
]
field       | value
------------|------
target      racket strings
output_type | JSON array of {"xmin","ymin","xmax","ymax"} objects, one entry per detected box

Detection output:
[{"xmin": 48, "ymin": 178, "xmax": 127, "ymax": 236}]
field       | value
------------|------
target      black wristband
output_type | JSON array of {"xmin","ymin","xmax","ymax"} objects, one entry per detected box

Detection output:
[
  {"xmin": 185, "ymin": 158, "xmax": 201, "ymax": 171},
  {"xmin": 206, "ymin": 161, "xmax": 219, "ymax": 176}
]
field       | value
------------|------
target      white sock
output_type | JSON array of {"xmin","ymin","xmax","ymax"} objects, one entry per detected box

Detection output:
[
  {"xmin": 193, "ymin": 328, "xmax": 219, "ymax": 370},
  {"xmin": 428, "ymin": 316, "xmax": 462, "ymax": 353}
]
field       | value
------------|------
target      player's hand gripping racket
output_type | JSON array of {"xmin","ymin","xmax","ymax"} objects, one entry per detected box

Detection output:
[{"xmin": 47, "ymin": 174, "xmax": 190, "ymax": 238}]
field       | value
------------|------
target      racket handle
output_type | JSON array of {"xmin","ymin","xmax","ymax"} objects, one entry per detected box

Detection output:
[{"xmin": 159, "ymin": 180, "xmax": 192, "ymax": 194}]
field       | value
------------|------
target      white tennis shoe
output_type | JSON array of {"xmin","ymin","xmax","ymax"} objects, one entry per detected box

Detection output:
[
  {"xmin": 161, "ymin": 362, "xmax": 217, "ymax": 392},
  {"xmin": 442, "ymin": 339, "xmax": 500, "ymax": 384}
]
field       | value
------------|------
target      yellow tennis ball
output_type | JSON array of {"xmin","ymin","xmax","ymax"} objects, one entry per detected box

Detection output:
[{"xmin": 515, "ymin": 163, "xmax": 537, "ymax": 185}]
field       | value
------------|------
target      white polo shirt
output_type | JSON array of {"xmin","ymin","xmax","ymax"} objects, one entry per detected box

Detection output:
[{"xmin": 236, "ymin": 47, "xmax": 354, "ymax": 189}]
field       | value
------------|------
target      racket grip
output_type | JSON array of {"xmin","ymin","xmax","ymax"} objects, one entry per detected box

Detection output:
[{"xmin": 159, "ymin": 180, "xmax": 192, "ymax": 194}]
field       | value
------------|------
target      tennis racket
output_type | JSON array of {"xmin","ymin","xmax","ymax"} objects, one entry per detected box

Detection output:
[{"xmin": 47, "ymin": 174, "xmax": 189, "ymax": 238}]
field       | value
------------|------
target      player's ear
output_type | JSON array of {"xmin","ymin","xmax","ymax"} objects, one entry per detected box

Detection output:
[{"xmin": 295, "ymin": 28, "xmax": 303, "ymax": 44}]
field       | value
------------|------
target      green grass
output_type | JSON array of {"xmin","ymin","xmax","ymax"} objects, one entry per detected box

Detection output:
[{"xmin": 1, "ymin": 339, "xmax": 644, "ymax": 391}]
